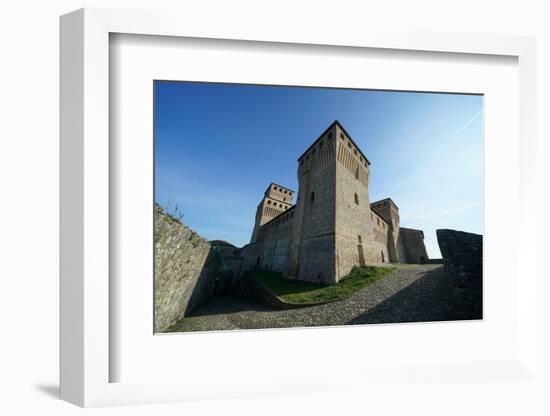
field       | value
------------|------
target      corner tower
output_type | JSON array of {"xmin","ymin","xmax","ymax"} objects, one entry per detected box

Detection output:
[
  {"xmin": 289, "ymin": 120, "xmax": 377, "ymax": 283},
  {"xmin": 371, "ymin": 198, "xmax": 401, "ymax": 262},
  {"xmin": 333, "ymin": 122, "xmax": 376, "ymax": 279},
  {"xmin": 288, "ymin": 121, "xmax": 341, "ymax": 283},
  {"xmin": 250, "ymin": 183, "xmax": 294, "ymax": 243}
]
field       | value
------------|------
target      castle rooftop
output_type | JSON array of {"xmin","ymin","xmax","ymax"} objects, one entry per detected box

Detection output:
[
  {"xmin": 370, "ymin": 206, "xmax": 391, "ymax": 225},
  {"xmin": 297, "ymin": 120, "xmax": 371, "ymax": 166},
  {"xmin": 266, "ymin": 182, "xmax": 295, "ymax": 194},
  {"xmin": 261, "ymin": 204, "xmax": 296, "ymax": 228},
  {"xmin": 371, "ymin": 197, "xmax": 399, "ymax": 210}
]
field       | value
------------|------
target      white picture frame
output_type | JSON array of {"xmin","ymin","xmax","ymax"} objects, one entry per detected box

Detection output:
[{"xmin": 60, "ymin": 7, "xmax": 538, "ymax": 408}]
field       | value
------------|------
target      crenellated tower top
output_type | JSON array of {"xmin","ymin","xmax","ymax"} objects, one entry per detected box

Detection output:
[{"xmin": 249, "ymin": 183, "xmax": 294, "ymax": 243}]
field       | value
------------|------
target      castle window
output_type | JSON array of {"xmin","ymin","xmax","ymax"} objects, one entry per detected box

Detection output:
[
  {"xmin": 329, "ymin": 132, "xmax": 333, "ymax": 139},
  {"xmin": 340, "ymin": 133, "xmax": 344, "ymax": 139},
  {"xmin": 310, "ymin": 191, "xmax": 315, "ymax": 203},
  {"xmin": 354, "ymin": 193, "xmax": 359, "ymax": 205},
  {"xmin": 377, "ymin": 217, "xmax": 380, "ymax": 226},
  {"xmin": 283, "ymin": 197, "xmax": 286, "ymax": 201},
  {"xmin": 360, "ymin": 156, "xmax": 363, "ymax": 162},
  {"xmin": 347, "ymin": 141, "xmax": 351, "ymax": 148},
  {"xmin": 354, "ymin": 149, "xmax": 357, "ymax": 155},
  {"xmin": 279, "ymin": 204, "xmax": 283, "ymax": 208},
  {"xmin": 358, "ymin": 235, "xmax": 362, "ymax": 243},
  {"xmin": 355, "ymin": 167, "xmax": 359, "ymax": 179},
  {"xmin": 267, "ymin": 200, "xmax": 271, "ymax": 205}
]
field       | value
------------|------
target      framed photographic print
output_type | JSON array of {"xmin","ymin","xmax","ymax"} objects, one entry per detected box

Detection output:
[
  {"xmin": 60, "ymin": 7, "xmax": 538, "ymax": 408},
  {"xmin": 153, "ymin": 81, "xmax": 483, "ymax": 334}
]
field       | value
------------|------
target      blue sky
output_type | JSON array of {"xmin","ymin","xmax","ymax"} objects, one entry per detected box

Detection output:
[{"xmin": 155, "ymin": 81, "xmax": 483, "ymax": 258}]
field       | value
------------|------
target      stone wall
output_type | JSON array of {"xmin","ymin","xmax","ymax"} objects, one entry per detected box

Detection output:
[
  {"xmin": 371, "ymin": 198, "xmax": 400, "ymax": 262},
  {"xmin": 436, "ymin": 229, "xmax": 482, "ymax": 319},
  {"xmin": 210, "ymin": 242, "xmax": 238, "ymax": 258},
  {"xmin": 244, "ymin": 208, "xmax": 295, "ymax": 275},
  {"xmin": 366, "ymin": 209, "xmax": 391, "ymax": 264},
  {"xmin": 154, "ymin": 205, "xmax": 221, "ymax": 332},
  {"xmin": 232, "ymin": 271, "xmax": 338, "ymax": 310},
  {"xmin": 335, "ymin": 123, "xmax": 374, "ymax": 279},
  {"xmin": 231, "ymin": 271, "xmax": 302, "ymax": 310},
  {"xmin": 289, "ymin": 123, "xmax": 338, "ymax": 284},
  {"xmin": 250, "ymin": 184, "xmax": 294, "ymax": 242},
  {"xmin": 398, "ymin": 227, "xmax": 429, "ymax": 264}
]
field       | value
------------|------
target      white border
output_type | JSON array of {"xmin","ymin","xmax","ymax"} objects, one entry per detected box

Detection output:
[
  {"xmin": 60, "ymin": 8, "xmax": 537, "ymax": 407},
  {"xmin": 112, "ymin": 34, "xmax": 518, "ymax": 384}
]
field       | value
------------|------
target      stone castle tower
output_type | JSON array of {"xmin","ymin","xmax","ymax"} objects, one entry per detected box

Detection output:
[
  {"xmin": 241, "ymin": 120, "xmax": 428, "ymax": 284},
  {"xmin": 250, "ymin": 183, "xmax": 294, "ymax": 243},
  {"xmin": 288, "ymin": 121, "xmax": 375, "ymax": 281},
  {"xmin": 371, "ymin": 198, "xmax": 401, "ymax": 263}
]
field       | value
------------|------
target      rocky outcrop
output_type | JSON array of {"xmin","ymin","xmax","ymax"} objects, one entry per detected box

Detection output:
[
  {"xmin": 154, "ymin": 205, "xmax": 221, "ymax": 332},
  {"xmin": 436, "ymin": 229, "xmax": 482, "ymax": 319}
]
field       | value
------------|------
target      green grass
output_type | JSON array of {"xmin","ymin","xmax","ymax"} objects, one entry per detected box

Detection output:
[{"xmin": 254, "ymin": 265, "xmax": 396, "ymax": 304}]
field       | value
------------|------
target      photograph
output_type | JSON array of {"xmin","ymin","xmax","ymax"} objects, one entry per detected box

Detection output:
[
  {"xmin": 1, "ymin": 0, "xmax": 544, "ymax": 412},
  {"xmin": 153, "ymin": 81, "xmax": 484, "ymax": 333}
]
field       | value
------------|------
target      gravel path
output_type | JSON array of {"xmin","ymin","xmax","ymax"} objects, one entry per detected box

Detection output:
[{"xmin": 168, "ymin": 264, "xmax": 459, "ymax": 332}]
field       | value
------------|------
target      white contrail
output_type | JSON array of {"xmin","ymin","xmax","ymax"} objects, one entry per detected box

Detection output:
[
  {"xmin": 388, "ymin": 109, "xmax": 483, "ymax": 195},
  {"xmin": 404, "ymin": 200, "xmax": 483, "ymax": 225}
]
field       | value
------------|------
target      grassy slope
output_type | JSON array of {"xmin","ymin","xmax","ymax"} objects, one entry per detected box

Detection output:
[{"xmin": 254, "ymin": 266, "xmax": 396, "ymax": 304}]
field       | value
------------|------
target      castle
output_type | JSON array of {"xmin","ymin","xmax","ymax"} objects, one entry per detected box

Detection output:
[{"xmin": 240, "ymin": 120, "xmax": 428, "ymax": 285}]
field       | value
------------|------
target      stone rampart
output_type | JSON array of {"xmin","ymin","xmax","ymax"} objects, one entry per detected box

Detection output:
[
  {"xmin": 154, "ymin": 205, "xmax": 220, "ymax": 332},
  {"xmin": 436, "ymin": 229, "xmax": 482, "ymax": 319}
]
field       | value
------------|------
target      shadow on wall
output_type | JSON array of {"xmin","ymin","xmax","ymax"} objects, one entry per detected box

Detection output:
[
  {"xmin": 183, "ymin": 248, "xmax": 222, "ymax": 316},
  {"xmin": 154, "ymin": 204, "xmax": 246, "ymax": 332},
  {"xmin": 154, "ymin": 205, "xmax": 218, "ymax": 332},
  {"xmin": 185, "ymin": 252, "xmax": 245, "ymax": 315},
  {"xmin": 436, "ymin": 229, "xmax": 483, "ymax": 320},
  {"xmin": 184, "ymin": 294, "xmax": 275, "ymax": 318}
]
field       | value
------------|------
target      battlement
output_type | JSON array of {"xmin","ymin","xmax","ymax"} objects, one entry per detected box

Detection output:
[
  {"xmin": 297, "ymin": 120, "xmax": 371, "ymax": 165},
  {"xmin": 249, "ymin": 182, "xmax": 294, "ymax": 243},
  {"xmin": 371, "ymin": 197, "xmax": 399, "ymax": 211},
  {"xmin": 264, "ymin": 182, "xmax": 295, "ymax": 204}
]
